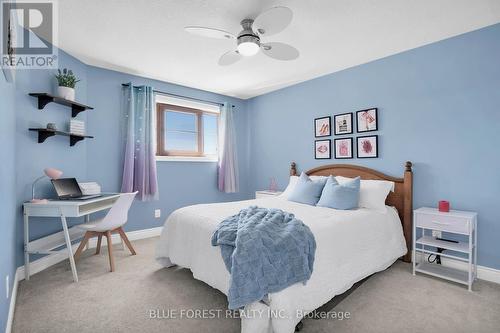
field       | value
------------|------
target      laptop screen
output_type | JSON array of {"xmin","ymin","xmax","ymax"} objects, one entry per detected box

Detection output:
[{"xmin": 51, "ymin": 178, "xmax": 83, "ymax": 198}]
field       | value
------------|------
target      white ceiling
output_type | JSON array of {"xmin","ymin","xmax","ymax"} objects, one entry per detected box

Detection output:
[{"xmin": 57, "ymin": 0, "xmax": 500, "ymax": 99}]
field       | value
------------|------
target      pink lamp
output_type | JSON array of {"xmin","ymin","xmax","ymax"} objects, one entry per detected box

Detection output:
[{"xmin": 31, "ymin": 168, "xmax": 63, "ymax": 203}]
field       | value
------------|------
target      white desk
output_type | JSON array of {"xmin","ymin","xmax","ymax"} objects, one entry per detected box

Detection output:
[{"xmin": 23, "ymin": 194, "xmax": 121, "ymax": 282}]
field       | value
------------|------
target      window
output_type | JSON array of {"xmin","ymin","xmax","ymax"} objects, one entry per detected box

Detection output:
[{"xmin": 156, "ymin": 95, "xmax": 219, "ymax": 160}]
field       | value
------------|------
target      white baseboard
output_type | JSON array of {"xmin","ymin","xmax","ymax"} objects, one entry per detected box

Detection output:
[
  {"xmin": 86, "ymin": 226, "xmax": 162, "ymax": 248},
  {"xmin": 16, "ymin": 226, "xmax": 162, "ymax": 281},
  {"xmin": 441, "ymin": 257, "xmax": 500, "ymax": 284},
  {"xmin": 415, "ymin": 255, "xmax": 500, "ymax": 284},
  {"xmin": 5, "ymin": 269, "xmax": 19, "ymax": 333}
]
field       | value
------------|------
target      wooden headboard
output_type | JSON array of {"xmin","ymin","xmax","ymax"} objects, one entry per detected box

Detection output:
[{"xmin": 290, "ymin": 161, "xmax": 413, "ymax": 262}]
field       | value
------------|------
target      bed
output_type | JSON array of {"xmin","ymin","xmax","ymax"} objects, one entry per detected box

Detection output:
[{"xmin": 156, "ymin": 162, "xmax": 413, "ymax": 333}]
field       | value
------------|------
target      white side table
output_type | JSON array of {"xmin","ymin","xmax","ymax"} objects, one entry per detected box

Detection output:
[
  {"xmin": 255, "ymin": 190, "xmax": 283, "ymax": 199},
  {"xmin": 413, "ymin": 207, "xmax": 477, "ymax": 291}
]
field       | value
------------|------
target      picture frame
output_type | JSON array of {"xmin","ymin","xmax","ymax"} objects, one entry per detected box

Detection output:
[
  {"xmin": 2, "ymin": 2, "xmax": 17, "ymax": 83},
  {"xmin": 357, "ymin": 135, "xmax": 378, "ymax": 158},
  {"xmin": 334, "ymin": 138, "xmax": 353, "ymax": 159},
  {"xmin": 315, "ymin": 139, "xmax": 331, "ymax": 159},
  {"xmin": 356, "ymin": 108, "xmax": 378, "ymax": 133},
  {"xmin": 314, "ymin": 116, "xmax": 331, "ymax": 137},
  {"xmin": 334, "ymin": 112, "xmax": 353, "ymax": 135}
]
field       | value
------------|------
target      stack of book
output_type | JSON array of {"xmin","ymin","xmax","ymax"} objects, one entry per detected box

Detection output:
[
  {"xmin": 78, "ymin": 182, "xmax": 101, "ymax": 195},
  {"xmin": 69, "ymin": 120, "xmax": 85, "ymax": 135}
]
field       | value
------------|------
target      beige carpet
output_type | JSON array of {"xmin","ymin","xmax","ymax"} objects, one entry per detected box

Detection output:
[{"xmin": 13, "ymin": 237, "xmax": 500, "ymax": 333}]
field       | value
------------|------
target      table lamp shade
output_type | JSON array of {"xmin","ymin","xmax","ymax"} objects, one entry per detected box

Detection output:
[
  {"xmin": 44, "ymin": 168, "xmax": 63, "ymax": 179},
  {"xmin": 31, "ymin": 168, "xmax": 64, "ymax": 203}
]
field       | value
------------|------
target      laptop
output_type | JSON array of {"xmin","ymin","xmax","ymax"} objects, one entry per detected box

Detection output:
[{"xmin": 51, "ymin": 178, "xmax": 102, "ymax": 200}]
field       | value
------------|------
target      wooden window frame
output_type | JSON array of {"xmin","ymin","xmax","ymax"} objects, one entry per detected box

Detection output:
[{"xmin": 156, "ymin": 103, "xmax": 219, "ymax": 157}]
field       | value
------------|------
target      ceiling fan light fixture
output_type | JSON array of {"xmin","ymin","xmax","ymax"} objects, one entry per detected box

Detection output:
[
  {"xmin": 186, "ymin": 7, "xmax": 298, "ymax": 65},
  {"xmin": 237, "ymin": 41, "xmax": 259, "ymax": 56},
  {"xmin": 237, "ymin": 35, "xmax": 260, "ymax": 56}
]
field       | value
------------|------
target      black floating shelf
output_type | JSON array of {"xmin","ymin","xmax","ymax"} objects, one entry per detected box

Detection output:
[
  {"xmin": 29, "ymin": 93, "xmax": 94, "ymax": 117},
  {"xmin": 29, "ymin": 128, "xmax": 94, "ymax": 146}
]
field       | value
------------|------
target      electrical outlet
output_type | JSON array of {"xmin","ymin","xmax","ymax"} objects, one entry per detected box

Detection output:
[
  {"xmin": 154, "ymin": 209, "xmax": 161, "ymax": 218},
  {"xmin": 5, "ymin": 275, "xmax": 9, "ymax": 299},
  {"xmin": 432, "ymin": 230, "xmax": 442, "ymax": 238}
]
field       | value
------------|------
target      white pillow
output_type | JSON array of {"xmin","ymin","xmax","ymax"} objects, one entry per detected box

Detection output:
[
  {"xmin": 280, "ymin": 175, "xmax": 327, "ymax": 199},
  {"xmin": 280, "ymin": 176, "xmax": 299, "ymax": 199},
  {"xmin": 335, "ymin": 176, "xmax": 394, "ymax": 213}
]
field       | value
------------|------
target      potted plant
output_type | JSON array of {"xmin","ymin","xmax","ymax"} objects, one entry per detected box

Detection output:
[{"xmin": 55, "ymin": 68, "xmax": 80, "ymax": 101}]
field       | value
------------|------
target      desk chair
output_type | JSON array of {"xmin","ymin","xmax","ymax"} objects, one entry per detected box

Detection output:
[{"xmin": 74, "ymin": 192, "xmax": 138, "ymax": 272}]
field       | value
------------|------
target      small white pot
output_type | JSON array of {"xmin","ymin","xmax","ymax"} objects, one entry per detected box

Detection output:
[{"xmin": 57, "ymin": 86, "xmax": 75, "ymax": 101}]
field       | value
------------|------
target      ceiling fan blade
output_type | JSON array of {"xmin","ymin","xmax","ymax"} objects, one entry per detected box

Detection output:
[
  {"xmin": 253, "ymin": 6, "xmax": 293, "ymax": 36},
  {"xmin": 261, "ymin": 42, "xmax": 299, "ymax": 61},
  {"xmin": 184, "ymin": 26, "xmax": 235, "ymax": 40},
  {"xmin": 218, "ymin": 50, "xmax": 242, "ymax": 66}
]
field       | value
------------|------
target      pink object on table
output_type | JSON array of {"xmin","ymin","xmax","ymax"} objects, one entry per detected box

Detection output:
[
  {"xmin": 44, "ymin": 168, "xmax": 63, "ymax": 179},
  {"xmin": 269, "ymin": 178, "xmax": 278, "ymax": 192},
  {"xmin": 30, "ymin": 199, "xmax": 49, "ymax": 204},
  {"xmin": 31, "ymin": 168, "xmax": 64, "ymax": 203},
  {"xmin": 438, "ymin": 200, "xmax": 450, "ymax": 212}
]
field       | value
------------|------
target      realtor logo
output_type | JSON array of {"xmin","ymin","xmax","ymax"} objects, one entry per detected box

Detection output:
[{"xmin": 1, "ymin": 0, "xmax": 58, "ymax": 69}]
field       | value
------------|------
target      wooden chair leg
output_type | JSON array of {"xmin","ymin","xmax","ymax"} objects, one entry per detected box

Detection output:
[
  {"xmin": 95, "ymin": 235, "xmax": 102, "ymax": 255},
  {"xmin": 105, "ymin": 231, "xmax": 115, "ymax": 272},
  {"xmin": 117, "ymin": 227, "xmax": 137, "ymax": 255},
  {"xmin": 74, "ymin": 232, "xmax": 91, "ymax": 261}
]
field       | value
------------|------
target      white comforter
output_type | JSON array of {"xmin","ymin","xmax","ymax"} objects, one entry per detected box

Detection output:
[{"xmin": 156, "ymin": 197, "xmax": 407, "ymax": 333}]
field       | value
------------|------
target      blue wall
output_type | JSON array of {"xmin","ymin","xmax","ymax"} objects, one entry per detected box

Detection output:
[
  {"xmin": 247, "ymin": 23, "xmax": 500, "ymax": 269},
  {"xmin": 11, "ymin": 52, "xmax": 250, "ymax": 268},
  {"xmin": 13, "ymin": 52, "xmax": 89, "ymax": 267},
  {"xmin": 85, "ymin": 66, "xmax": 251, "ymax": 232},
  {"xmin": 0, "ymin": 72, "xmax": 17, "ymax": 330}
]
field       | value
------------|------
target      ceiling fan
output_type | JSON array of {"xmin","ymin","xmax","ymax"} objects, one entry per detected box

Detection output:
[{"xmin": 185, "ymin": 6, "xmax": 299, "ymax": 66}]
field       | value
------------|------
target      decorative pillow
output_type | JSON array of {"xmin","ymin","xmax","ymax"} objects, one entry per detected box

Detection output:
[
  {"xmin": 280, "ymin": 176, "xmax": 299, "ymax": 199},
  {"xmin": 280, "ymin": 175, "xmax": 327, "ymax": 199},
  {"xmin": 335, "ymin": 176, "xmax": 394, "ymax": 213},
  {"xmin": 317, "ymin": 176, "xmax": 360, "ymax": 210},
  {"xmin": 287, "ymin": 172, "xmax": 327, "ymax": 205}
]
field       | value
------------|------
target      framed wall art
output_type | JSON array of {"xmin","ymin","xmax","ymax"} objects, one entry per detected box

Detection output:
[
  {"xmin": 314, "ymin": 116, "xmax": 331, "ymax": 137},
  {"xmin": 356, "ymin": 108, "xmax": 378, "ymax": 133},
  {"xmin": 2, "ymin": 2, "xmax": 17, "ymax": 83},
  {"xmin": 357, "ymin": 135, "xmax": 378, "ymax": 158},
  {"xmin": 315, "ymin": 139, "xmax": 331, "ymax": 159},
  {"xmin": 334, "ymin": 138, "xmax": 353, "ymax": 159},
  {"xmin": 334, "ymin": 112, "xmax": 353, "ymax": 135}
]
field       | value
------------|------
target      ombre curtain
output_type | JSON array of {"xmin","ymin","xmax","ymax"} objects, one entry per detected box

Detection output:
[
  {"xmin": 218, "ymin": 103, "xmax": 239, "ymax": 193},
  {"xmin": 121, "ymin": 84, "xmax": 158, "ymax": 201}
]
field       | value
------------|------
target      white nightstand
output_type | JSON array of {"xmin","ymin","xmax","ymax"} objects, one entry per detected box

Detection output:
[
  {"xmin": 255, "ymin": 190, "xmax": 283, "ymax": 199},
  {"xmin": 413, "ymin": 207, "xmax": 477, "ymax": 291}
]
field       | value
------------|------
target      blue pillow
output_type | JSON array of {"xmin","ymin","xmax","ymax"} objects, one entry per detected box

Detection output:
[
  {"xmin": 288, "ymin": 172, "xmax": 327, "ymax": 206},
  {"xmin": 317, "ymin": 176, "xmax": 360, "ymax": 210}
]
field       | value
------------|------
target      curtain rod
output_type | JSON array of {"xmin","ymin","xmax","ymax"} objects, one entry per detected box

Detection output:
[{"xmin": 121, "ymin": 83, "xmax": 235, "ymax": 108}]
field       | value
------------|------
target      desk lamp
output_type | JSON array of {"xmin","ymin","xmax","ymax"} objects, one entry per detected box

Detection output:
[{"xmin": 31, "ymin": 168, "xmax": 63, "ymax": 203}]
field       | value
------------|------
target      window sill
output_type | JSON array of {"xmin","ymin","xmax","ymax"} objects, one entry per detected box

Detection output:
[{"xmin": 155, "ymin": 156, "xmax": 218, "ymax": 163}]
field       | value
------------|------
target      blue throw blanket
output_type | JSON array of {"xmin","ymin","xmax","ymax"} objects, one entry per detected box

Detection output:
[{"xmin": 211, "ymin": 206, "xmax": 316, "ymax": 309}]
